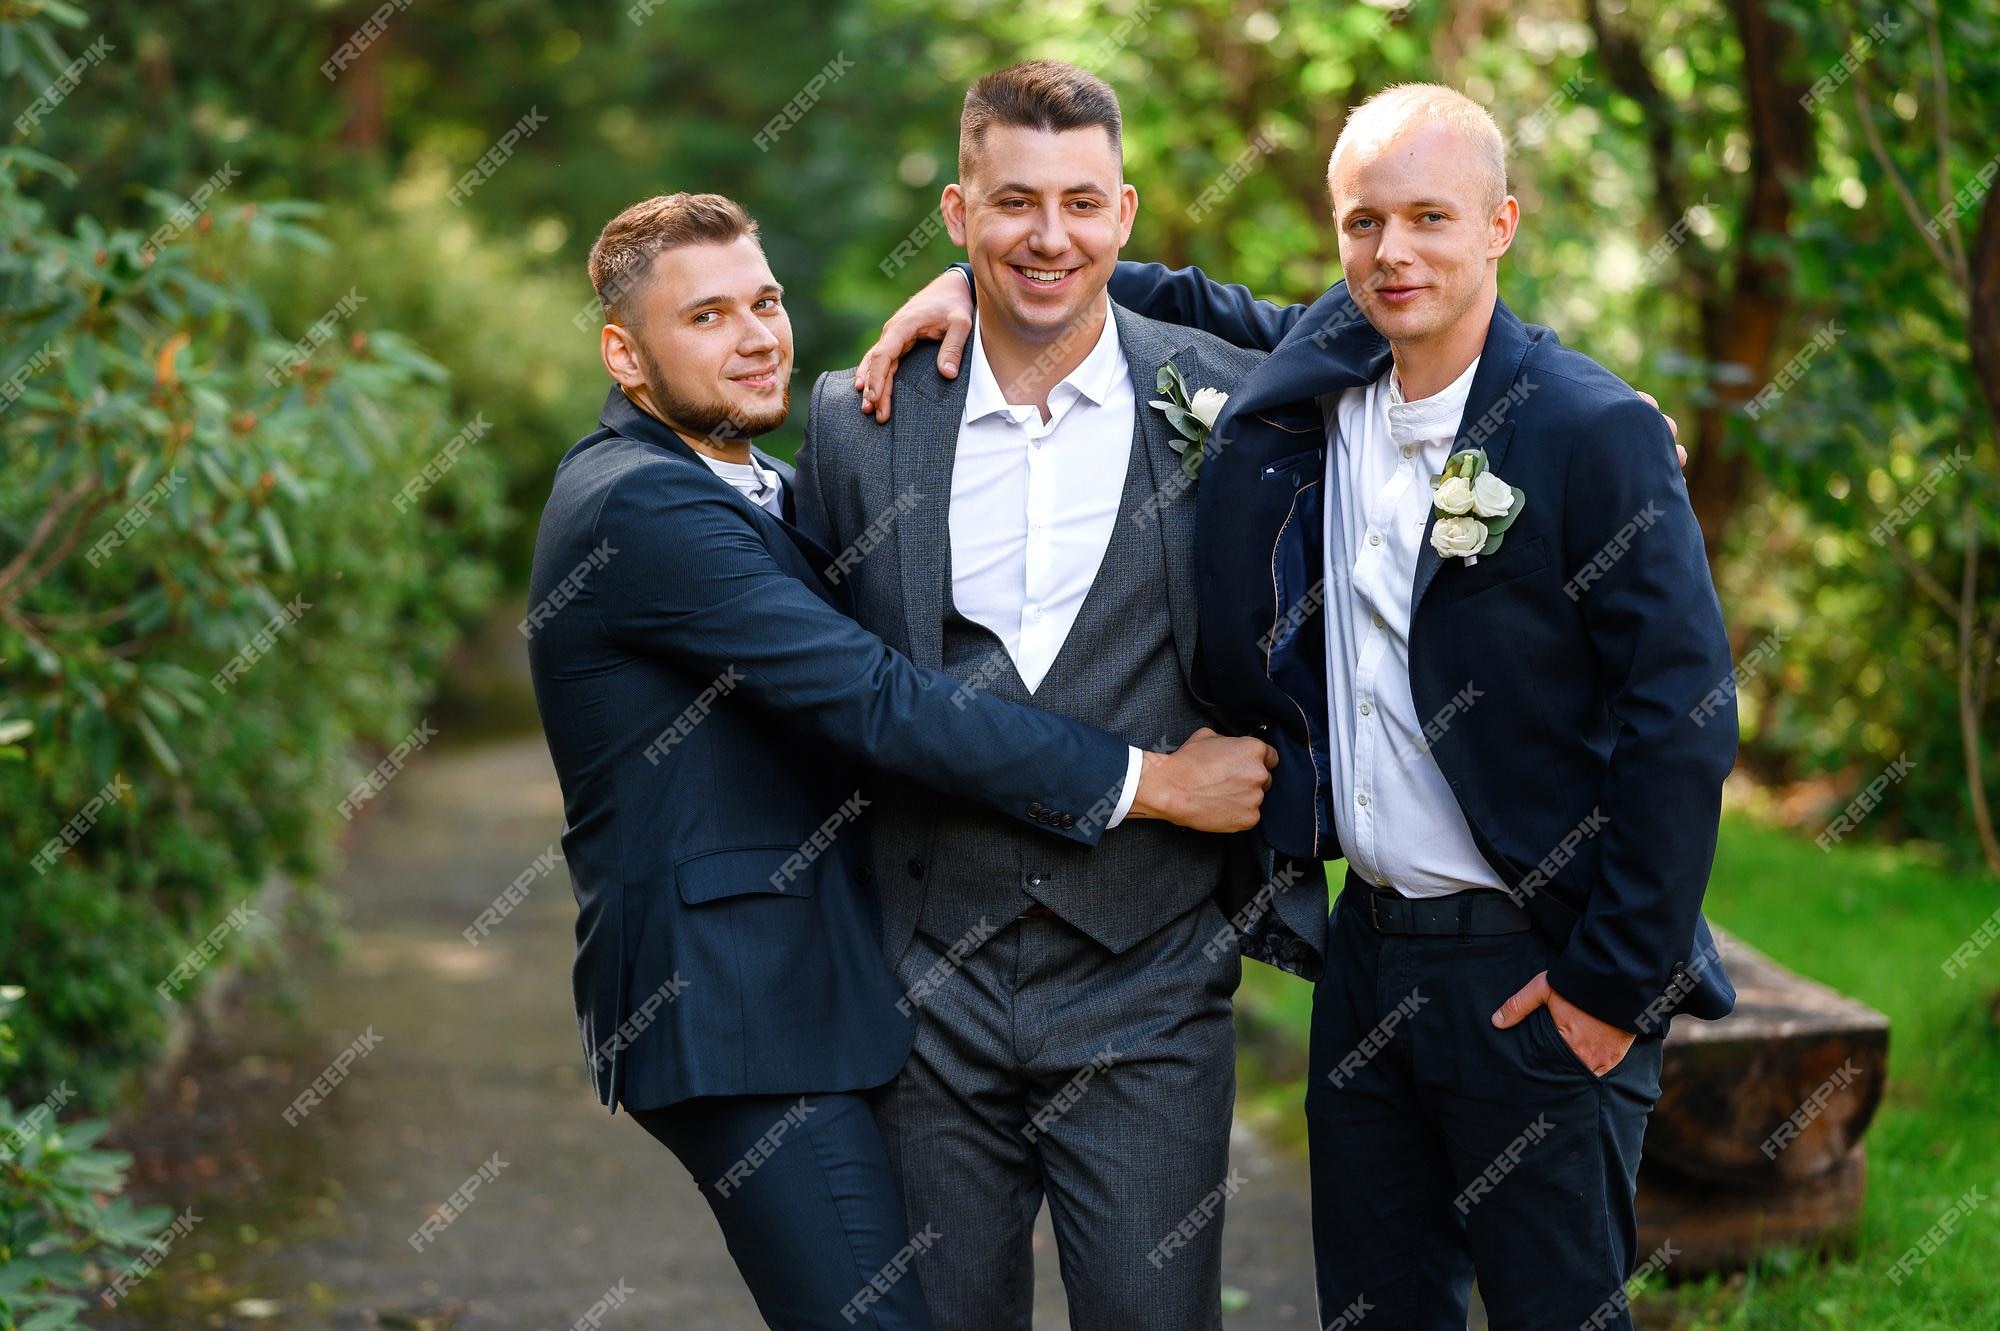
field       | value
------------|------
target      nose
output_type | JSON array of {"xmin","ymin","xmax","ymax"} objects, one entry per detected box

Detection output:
[
  {"xmin": 1028, "ymin": 201, "xmax": 1071, "ymax": 258},
  {"xmin": 1374, "ymin": 216, "xmax": 1417, "ymax": 270},
  {"xmin": 737, "ymin": 312, "xmax": 780, "ymax": 356}
]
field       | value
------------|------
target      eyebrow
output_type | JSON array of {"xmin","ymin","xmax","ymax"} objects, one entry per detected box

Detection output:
[
  {"xmin": 986, "ymin": 182, "xmax": 1111, "ymax": 199},
  {"xmin": 676, "ymin": 283, "xmax": 783, "ymax": 317},
  {"xmin": 1338, "ymin": 199, "xmax": 1457, "ymax": 219}
]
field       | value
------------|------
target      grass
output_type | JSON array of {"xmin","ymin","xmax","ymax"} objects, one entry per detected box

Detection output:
[{"xmin": 1231, "ymin": 814, "xmax": 2000, "ymax": 1328}]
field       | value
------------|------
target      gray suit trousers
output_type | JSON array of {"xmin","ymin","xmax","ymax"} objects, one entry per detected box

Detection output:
[{"xmin": 872, "ymin": 900, "xmax": 1241, "ymax": 1331}]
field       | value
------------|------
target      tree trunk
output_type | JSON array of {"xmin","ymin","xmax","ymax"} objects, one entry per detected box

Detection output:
[{"xmin": 1681, "ymin": 0, "xmax": 1816, "ymax": 567}]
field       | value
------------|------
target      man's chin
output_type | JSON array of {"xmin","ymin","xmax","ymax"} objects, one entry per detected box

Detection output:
[
  {"xmin": 994, "ymin": 291, "xmax": 1104, "ymax": 343},
  {"xmin": 1358, "ymin": 303, "xmax": 1439, "ymax": 345},
  {"xmin": 723, "ymin": 393, "xmax": 790, "ymax": 437}
]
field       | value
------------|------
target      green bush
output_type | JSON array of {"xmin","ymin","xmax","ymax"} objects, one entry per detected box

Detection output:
[
  {"xmin": 1, "ymin": 989, "xmax": 176, "ymax": 1331},
  {"xmin": 0, "ymin": 34, "xmax": 504, "ymax": 1110}
]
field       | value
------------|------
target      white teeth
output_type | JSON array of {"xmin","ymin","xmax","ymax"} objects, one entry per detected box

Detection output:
[{"xmin": 1021, "ymin": 268, "xmax": 1067, "ymax": 282}]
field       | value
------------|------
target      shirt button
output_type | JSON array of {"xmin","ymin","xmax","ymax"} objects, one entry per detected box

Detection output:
[
  {"xmin": 1032, "ymin": 608, "xmax": 1044, "ymax": 622},
  {"xmin": 1372, "ymin": 613, "xmax": 1386, "ymax": 630},
  {"xmin": 1359, "ymin": 702, "xmax": 1373, "ymax": 716},
  {"xmin": 1401, "ymin": 446, "xmax": 1414, "ymax": 459},
  {"xmin": 1368, "ymin": 532, "xmax": 1382, "ymax": 547},
  {"xmin": 1356, "ymin": 792, "xmax": 1370, "ymax": 807}
]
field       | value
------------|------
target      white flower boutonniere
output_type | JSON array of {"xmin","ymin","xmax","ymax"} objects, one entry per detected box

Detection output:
[
  {"xmin": 1149, "ymin": 363, "xmax": 1228, "ymax": 480},
  {"xmin": 1429, "ymin": 448, "xmax": 1525, "ymax": 562}
]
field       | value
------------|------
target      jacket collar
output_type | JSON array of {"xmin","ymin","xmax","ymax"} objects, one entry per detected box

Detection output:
[
  {"xmin": 595, "ymin": 384, "xmax": 830, "ymax": 582},
  {"xmin": 1408, "ymin": 296, "xmax": 1540, "ymax": 620}
]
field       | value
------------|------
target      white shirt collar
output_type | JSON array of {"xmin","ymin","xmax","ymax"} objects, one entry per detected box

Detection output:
[
  {"xmin": 963, "ymin": 295, "xmax": 1123, "ymax": 426},
  {"xmin": 1384, "ymin": 355, "xmax": 1481, "ymax": 446},
  {"xmin": 693, "ymin": 449, "xmax": 783, "ymax": 513}
]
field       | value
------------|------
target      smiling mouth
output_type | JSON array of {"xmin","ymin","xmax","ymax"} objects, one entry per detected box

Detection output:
[
  {"xmin": 731, "ymin": 367, "xmax": 780, "ymax": 388},
  {"xmin": 1010, "ymin": 264, "xmax": 1079, "ymax": 288}
]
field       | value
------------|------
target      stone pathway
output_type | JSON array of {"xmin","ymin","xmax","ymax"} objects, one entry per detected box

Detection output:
[{"xmin": 101, "ymin": 726, "xmax": 1327, "ymax": 1330}]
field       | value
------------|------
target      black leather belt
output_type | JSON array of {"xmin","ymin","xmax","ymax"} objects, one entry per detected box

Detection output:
[{"xmin": 1346, "ymin": 878, "xmax": 1532, "ymax": 937}]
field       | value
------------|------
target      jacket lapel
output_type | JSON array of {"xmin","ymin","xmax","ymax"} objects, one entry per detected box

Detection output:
[
  {"xmin": 1115, "ymin": 304, "xmax": 1203, "ymax": 687},
  {"xmin": 1231, "ymin": 285, "xmax": 1385, "ymax": 418},
  {"xmin": 890, "ymin": 351, "xmax": 971, "ymax": 671},
  {"xmin": 1408, "ymin": 298, "xmax": 1536, "ymax": 622}
]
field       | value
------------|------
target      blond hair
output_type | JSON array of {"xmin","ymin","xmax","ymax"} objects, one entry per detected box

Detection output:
[{"xmin": 1329, "ymin": 83, "xmax": 1508, "ymax": 207}]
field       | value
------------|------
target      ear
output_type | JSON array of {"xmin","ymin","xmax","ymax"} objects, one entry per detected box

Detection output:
[
  {"xmin": 601, "ymin": 323, "xmax": 646, "ymax": 391},
  {"xmin": 1117, "ymin": 181, "xmax": 1138, "ymax": 246},
  {"xmin": 941, "ymin": 183, "xmax": 968, "ymax": 247},
  {"xmin": 1488, "ymin": 195, "xmax": 1520, "ymax": 261}
]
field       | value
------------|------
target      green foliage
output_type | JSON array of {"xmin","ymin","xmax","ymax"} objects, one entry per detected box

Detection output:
[
  {"xmin": 1, "ymin": 989, "xmax": 175, "ymax": 1331},
  {"xmin": 1716, "ymin": 0, "xmax": 2000, "ymax": 857},
  {"xmin": 0, "ymin": 5, "xmax": 504, "ymax": 1107}
]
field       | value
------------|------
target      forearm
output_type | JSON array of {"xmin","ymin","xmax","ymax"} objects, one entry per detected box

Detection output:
[{"xmin": 1104, "ymin": 260, "xmax": 1307, "ymax": 352}]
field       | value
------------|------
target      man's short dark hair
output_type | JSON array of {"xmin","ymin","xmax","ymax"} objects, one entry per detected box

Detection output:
[
  {"xmin": 587, "ymin": 192, "xmax": 760, "ymax": 327},
  {"xmin": 958, "ymin": 60, "xmax": 1123, "ymax": 183}
]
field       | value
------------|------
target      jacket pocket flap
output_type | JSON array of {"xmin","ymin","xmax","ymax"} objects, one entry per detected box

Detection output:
[
  {"xmin": 1448, "ymin": 536, "xmax": 1548, "ymax": 598},
  {"xmin": 675, "ymin": 844, "xmax": 819, "ymax": 904}
]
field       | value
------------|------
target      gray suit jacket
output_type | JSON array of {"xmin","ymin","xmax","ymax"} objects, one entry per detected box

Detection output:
[{"xmin": 795, "ymin": 301, "xmax": 1326, "ymax": 979}]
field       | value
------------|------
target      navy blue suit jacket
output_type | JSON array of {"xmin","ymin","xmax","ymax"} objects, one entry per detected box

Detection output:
[
  {"xmin": 527, "ymin": 387, "xmax": 1131, "ymax": 1111},
  {"xmin": 1108, "ymin": 263, "xmax": 1739, "ymax": 1032}
]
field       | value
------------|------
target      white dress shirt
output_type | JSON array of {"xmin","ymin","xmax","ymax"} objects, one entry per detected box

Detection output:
[
  {"xmin": 1322, "ymin": 357, "xmax": 1506, "ymax": 899},
  {"xmin": 694, "ymin": 450, "xmax": 785, "ymax": 517},
  {"xmin": 953, "ymin": 296, "xmax": 1142, "ymax": 825}
]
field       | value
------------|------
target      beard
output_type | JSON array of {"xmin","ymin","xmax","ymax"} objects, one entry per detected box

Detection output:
[{"xmin": 635, "ymin": 343, "xmax": 790, "ymax": 447}]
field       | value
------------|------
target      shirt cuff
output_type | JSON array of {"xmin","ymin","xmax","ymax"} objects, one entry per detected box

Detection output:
[{"xmin": 1105, "ymin": 746, "xmax": 1145, "ymax": 829}]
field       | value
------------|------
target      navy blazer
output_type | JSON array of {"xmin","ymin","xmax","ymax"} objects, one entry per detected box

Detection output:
[
  {"xmin": 527, "ymin": 386, "xmax": 1131, "ymax": 1111},
  {"xmin": 1108, "ymin": 262, "xmax": 1739, "ymax": 1032}
]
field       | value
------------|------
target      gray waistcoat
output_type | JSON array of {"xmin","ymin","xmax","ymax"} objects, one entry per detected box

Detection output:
[{"xmin": 877, "ymin": 424, "xmax": 1227, "ymax": 959}]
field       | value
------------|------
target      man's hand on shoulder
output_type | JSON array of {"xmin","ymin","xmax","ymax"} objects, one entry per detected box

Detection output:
[
  {"xmin": 1634, "ymin": 390, "xmax": 1687, "ymax": 469},
  {"xmin": 854, "ymin": 268, "xmax": 976, "ymax": 424}
]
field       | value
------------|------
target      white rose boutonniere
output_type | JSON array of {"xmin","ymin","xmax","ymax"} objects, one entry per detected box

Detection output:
[
  {"xmin": 1433, "ymin": 476, "xmax": 1476, "ymax": 515},
  {"xmin": 1431, "ymin": 515, "xmax": 1487, "ymax": 558},
  {"xmin": 1470, "ymin": 471, "xmax": 1515, "ymax": 518},
  {"xmin": 1428, "ymin": 448, "xmax": 1526, "ymax": 562},
  {"xmin": 1149, "ymin": 363, "xmax": 1227, "ymax": 480}
]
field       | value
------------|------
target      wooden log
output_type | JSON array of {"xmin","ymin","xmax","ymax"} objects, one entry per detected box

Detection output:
[
  {"xmin": 1647, "ymin": 926, "xmax": 1889, "ymax": 1187},
  {"xmin": 1636, "ymin": 1145, "xmax": 1868, "ymax": 1280}
]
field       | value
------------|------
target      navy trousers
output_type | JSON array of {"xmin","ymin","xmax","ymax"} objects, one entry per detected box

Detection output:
[
  {"xmin": 631, "ymin": 1091, "xmax": 934, "ymax": 1330},
  {"xmin": 1305, "ymin": 885, "xmax": 1666, "ymax": 1331}
]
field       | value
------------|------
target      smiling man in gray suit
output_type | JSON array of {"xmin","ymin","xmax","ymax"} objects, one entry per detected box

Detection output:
[{"xmin": 796, "ymin": 62, "xmax": 1322, "ymax": 1331}]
